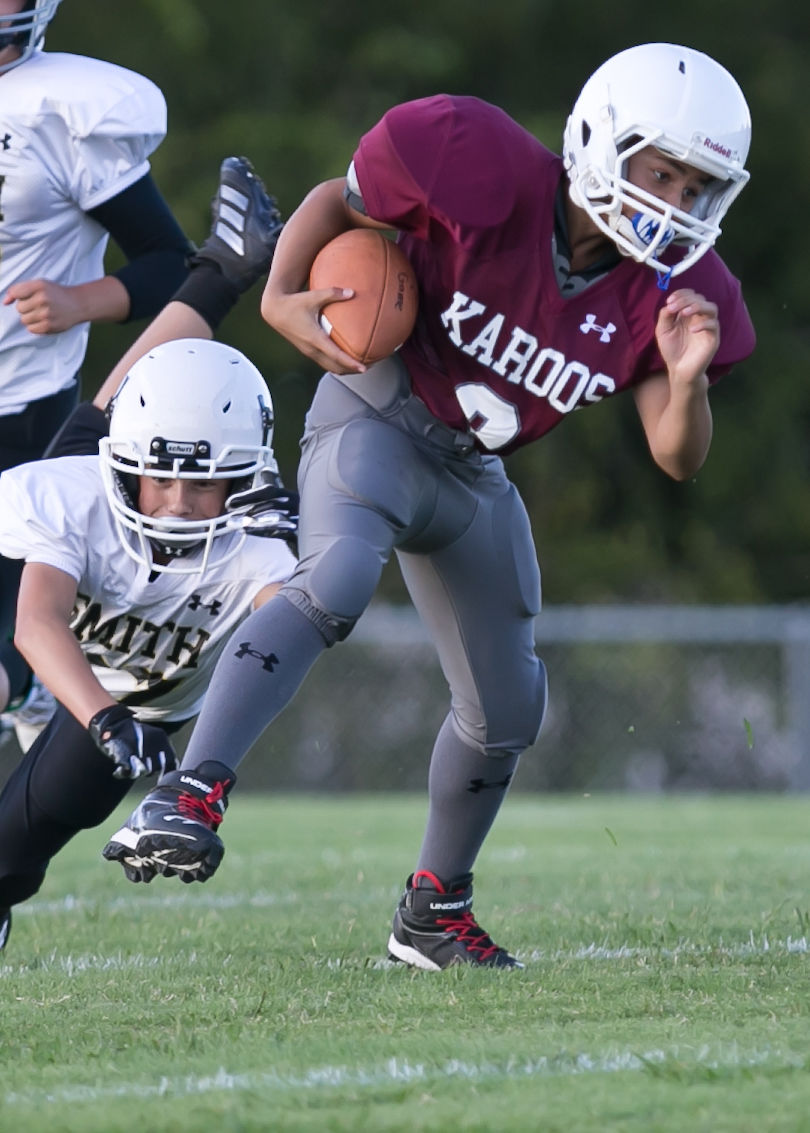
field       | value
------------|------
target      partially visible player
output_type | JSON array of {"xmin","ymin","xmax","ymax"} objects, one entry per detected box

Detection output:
[
  {"xmin": 0, "ymin": 156, "xmax": 294, "ymax": 951},
  {"xmin": 0, "ymin": 0, "xmax": 194, "ymax": 745},
  {"xmin": 107, "ymin": 44, "xmax": 755, "ymax": 970}
]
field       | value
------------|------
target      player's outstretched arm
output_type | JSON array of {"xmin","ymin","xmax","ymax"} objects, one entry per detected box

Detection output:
[
  {"xmin": 14, "ymin": 563, "xmax": 176, "ymax": 780},
  {"xmin": 13, "ymin": 563, "xmax": 116, "ymax": 727}
]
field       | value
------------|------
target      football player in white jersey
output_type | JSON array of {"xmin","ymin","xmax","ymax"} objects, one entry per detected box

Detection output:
[
  {"xmin": 0, "ymin": 155, "xmax": 292, "ymax": 952},
  {"xmin": 0, "ymin": 0, "xmax": 194, "ymax": 744}
]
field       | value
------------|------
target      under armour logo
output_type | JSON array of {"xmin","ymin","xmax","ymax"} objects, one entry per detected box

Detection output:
[
  {"xmin": 579, "ymin": 313, "xmax": 617, "ymax": 343},
  {"xmin": 1, "ymin": 134, "xmax": 11, "ymax": 151},
  {"xmin": 187, "ymin": 593, "xmax": 223, "ymax": 616},
  {"xmin": 234, "ymin": 641, "xmax": 279, "ymax": 671},
  {"xmin": 467, "ymin": 773, "xmax": 513, "ymax": 794}
]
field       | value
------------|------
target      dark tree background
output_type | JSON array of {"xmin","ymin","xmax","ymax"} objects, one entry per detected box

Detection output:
[{"xmin": 48, "ymin": 1, "xmax": 810, "ymax": 606}]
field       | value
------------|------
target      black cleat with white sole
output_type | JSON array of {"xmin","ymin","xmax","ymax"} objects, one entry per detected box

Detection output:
[
  {"xmin": 387, "ymin": 869, "xmax": 523, "ymax": 970},
  {"xmin": 103, "ymin": 761, "xmax": 236, "ymax": 884},
  {"xmin": 191, "ymin": 156, "xmax": 283, "ymax": 292},
  {"xmin": 0, "ymin": 907, "xmax": 10, "ymax": 951}
]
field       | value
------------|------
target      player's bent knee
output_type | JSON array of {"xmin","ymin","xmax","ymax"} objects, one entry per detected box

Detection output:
[
  {"xmin": 472, "ymin": 657, "xmax": 549, "ymax": 757},
  {"xmin": 527, "ymin": 657, "xmax": 549, "ymax": 745},
  {"xmin": 282, "ymin": 536, "xmax": 385, "ymax": 645},
  {"xmin": 0, "ymin": 868, "xmax": 47, "ymax": 908}
]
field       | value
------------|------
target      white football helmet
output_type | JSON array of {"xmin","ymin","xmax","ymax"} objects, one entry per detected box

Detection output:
[
  {"xmin": 0, "ymin": 0, "xmax": 62, "ymax": 73},
  {"xmin": 99, "ymin": 338, "xmax": 278, "ymax": 575},
  {"xmin": 563, "ymin": 43, "xmax": 751, "ymax": 279}
]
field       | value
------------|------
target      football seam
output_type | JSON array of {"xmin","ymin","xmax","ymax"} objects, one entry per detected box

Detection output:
[{"xmin": 363, "ymin": 236, "xmax": 390, "ymax": 363}]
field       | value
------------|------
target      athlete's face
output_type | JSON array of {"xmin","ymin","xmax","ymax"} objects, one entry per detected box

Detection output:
[
  {"xmin": 624, "ymin": 146, "xmax": 712, "ymax": 215},
  {"xmin": 0, "ymin": 0, "xmax": 25, "ymax": 70},
  {"xmin": 137, "ymin": 477, "xmax": 230, "ymax": 522}
]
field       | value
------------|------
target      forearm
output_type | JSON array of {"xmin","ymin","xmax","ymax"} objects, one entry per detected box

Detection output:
[
  {"xmin": 263, "ymin": 179, "xmax": 358, "ymax": 305},
  {"xmin": 14, "ymin": 614, "xmax": 115, "ymax": 727},
  {"xmin": 647, "ymin": 374, "xmax": 713, "ymax": 480},
  {"xmin": 14, "ymin": 564, "xmax": 116, "ymax": 727},
  {"xmin": 69, "ymin": 274, "xmax": 132, "ymax": 324}
]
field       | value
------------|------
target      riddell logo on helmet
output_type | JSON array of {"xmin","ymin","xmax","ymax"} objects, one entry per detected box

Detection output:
[{"xmin": 703, "ymin": 137, "xmax": 732, "ymax": 159}]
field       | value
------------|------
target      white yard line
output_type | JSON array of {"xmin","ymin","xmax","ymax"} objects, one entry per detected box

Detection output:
[
  {"xmin": 2, "ymin": 927, "xmax": 807, "ymax": 980},
  {"xmin": 4, "ymin": 1043, "xmax": 806, "ymax": 1108}
]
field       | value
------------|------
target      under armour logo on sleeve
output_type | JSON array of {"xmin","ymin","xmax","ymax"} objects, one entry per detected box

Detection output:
[{"xmin": 233, "ymin": 642, "xmax": 279, "ymax": 672}]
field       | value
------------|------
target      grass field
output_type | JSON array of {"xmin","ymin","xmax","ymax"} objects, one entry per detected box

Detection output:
[{"xmin": 2, "ymin": 793, "xmax": 810, "ymax": 1132}]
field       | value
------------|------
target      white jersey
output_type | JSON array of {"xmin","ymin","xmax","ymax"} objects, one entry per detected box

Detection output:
[
  {"xmin": 0, "ymin": 456, "xmax": 296, "ymax": 722},
  {"xmin": 0, "ymin": 52, "xmax": 167, "ymax": 413}
]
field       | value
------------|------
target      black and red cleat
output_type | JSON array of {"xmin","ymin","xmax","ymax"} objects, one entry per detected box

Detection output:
[
  {"xmin": 103, "ymin": 761, "xmax": 236, "ymax": 884},
  {"xmin": 387, "ymin": 869, "xmax": 523, "ymax": 970}
]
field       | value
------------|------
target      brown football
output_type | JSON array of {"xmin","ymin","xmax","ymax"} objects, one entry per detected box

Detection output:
[{"xmin": 309, "ymin": 229, "xmax": 418, "ymax": 364}]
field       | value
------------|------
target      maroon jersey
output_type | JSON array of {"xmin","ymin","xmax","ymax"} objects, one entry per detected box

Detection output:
[{"xmin": 352, "ymin": 94, "xmax": 755, "ymax": 455}]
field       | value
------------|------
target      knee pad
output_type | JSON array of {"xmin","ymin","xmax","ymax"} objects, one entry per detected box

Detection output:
[
  {"xmin": 283, "ymin": 535, "xmax": 384, "ymax": 645},
  {"xmin": 458, "ymin": 657, "xmax": 548, "ymax": 758}
]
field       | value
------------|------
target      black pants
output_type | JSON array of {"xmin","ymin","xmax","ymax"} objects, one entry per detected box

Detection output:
[
  {"xmin": 0, "ymin": 380, "xmax": 79, "ymax": 700},
  {"xmin": 0, "ymin": 705, "xmax": 188, "ymax": 909}
]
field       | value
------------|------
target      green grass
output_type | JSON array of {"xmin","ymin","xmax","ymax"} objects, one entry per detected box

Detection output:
[{"xmin": 2, "ymin": 794, "xmax": 810, "ymax": 1132}]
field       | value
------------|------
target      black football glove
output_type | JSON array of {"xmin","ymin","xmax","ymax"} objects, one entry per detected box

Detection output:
[
  {"xmin": 89, "ymin": 704, "xmax": 178, "ymax": 781},
  {"xmin": 225, "ymin": 472, "xmax": 299, "ymax": 547}
]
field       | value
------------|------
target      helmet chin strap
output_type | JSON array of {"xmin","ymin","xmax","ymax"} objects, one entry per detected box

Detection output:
[{"xmin": 148, "ymin": 539, "xmax": 201, "ymax": 562}]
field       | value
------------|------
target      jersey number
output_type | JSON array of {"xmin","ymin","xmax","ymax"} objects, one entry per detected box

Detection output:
[{"xmin": 454, "ymin": 383, "xmax": 520, "ymax": 450}]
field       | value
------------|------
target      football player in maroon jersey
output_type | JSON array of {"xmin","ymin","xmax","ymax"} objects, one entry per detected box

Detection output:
[{"xmin": 109, "ymin": 44, "xmax": 754, "ymax": 971}]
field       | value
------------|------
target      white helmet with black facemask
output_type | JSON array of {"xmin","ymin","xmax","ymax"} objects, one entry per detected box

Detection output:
[
  {"xmin": 99, "ymin": 338, "xmax": 278, "ymax": 575},
  {"xmin": 563, "ymin": 43, "xmax": 751, "ymax": 281}
]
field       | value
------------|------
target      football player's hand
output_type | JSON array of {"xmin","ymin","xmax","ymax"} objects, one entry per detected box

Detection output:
[
  {"xmin": 655, "ymin": 289, "xmax": 720, "ymax": 385},
  {"xmin": 261, "ymin": 282, "xmax": 365, "ymax": 375},
  {"xmin": 3, "ymin": 278, "xmax": 86, "ymax": 335},
  {"xmin": 226, "ymin": 473, "xmax": 299, "ymax": 544},
  {"xmin": 89, "ymin": 704, "xmax": 178, "ymax": 781}
]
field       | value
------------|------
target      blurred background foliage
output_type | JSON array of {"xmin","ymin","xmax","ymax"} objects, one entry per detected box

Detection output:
[{"xmin": 49, "ymin": 0, "xmax": 810, "ymax": 607}]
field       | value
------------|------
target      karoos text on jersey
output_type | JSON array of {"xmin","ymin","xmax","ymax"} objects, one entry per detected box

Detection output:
[
  {"xmin": 440, "ymin": 291, "xmax": 617, "ymax": 412},
  {"xmin": 70, "ymin": 593, "xmax": 211, "ymax": 674}
]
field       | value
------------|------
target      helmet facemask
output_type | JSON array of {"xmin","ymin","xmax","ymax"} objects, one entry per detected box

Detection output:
[
  {"xmin": 0, "ymin": 0, "xmax": 62, "ymax": 73},
  {"xmin": 563, "ymin": 44, "xmax": 751, "ymax": 281}
]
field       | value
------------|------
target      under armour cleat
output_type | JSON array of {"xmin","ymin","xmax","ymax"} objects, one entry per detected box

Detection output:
[
  {"xmin": 103, "ymin": 761, "xmax": 236, "ymax": 884},
  {"xmin": 0, "ymin": 907, "xmax": 10, "ymax": 951},
  {"xmin": 191, "ymin": 156, "xmax": 283, "ymax": 292},
  {"xmin": 387, "ymin": 869, "xmax": 523, "ymax": 970},
  {"xmin": 100, "ymin": 842, "xmax": 159, "ymax": 885}
]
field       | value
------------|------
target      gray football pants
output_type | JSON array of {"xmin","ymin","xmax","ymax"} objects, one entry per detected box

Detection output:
[
  {"xmin": 182, "ymin": 357, "xmax": 547, "ymax": 876},
  {"xmin": 290, "ymin": 358, "xmax": 545, "ymax": 751}
]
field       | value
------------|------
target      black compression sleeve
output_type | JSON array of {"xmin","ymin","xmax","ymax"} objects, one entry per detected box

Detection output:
[
  {"xmin": 43, "ymin": 401, "xmax": 109, "ymax": 458},
  {"xmin": 88, "ymin": 173, "xmax": 195, "ymax": 322},
  {"xmin": 168, "ymin": 262, "xmax": 242, "ymax": 332}
]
